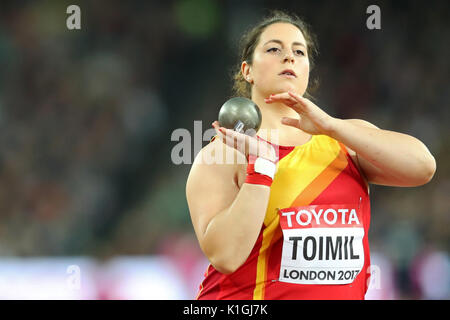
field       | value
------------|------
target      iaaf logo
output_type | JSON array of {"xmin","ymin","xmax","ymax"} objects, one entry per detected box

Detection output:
[{"xmin": 170, "ymin": 121, "xmax": 280, "ymax": 165}]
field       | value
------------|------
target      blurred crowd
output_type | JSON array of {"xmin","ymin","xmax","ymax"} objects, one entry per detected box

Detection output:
[{"xmin": 0, "ymin": 0, "xmax": 448, "ymax": 299}]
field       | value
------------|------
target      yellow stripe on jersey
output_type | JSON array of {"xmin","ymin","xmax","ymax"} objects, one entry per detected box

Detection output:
[
  {"xmin": 291, "ymin": 145, "xmax": 348, "ymax": 207},
  {"xmin": 252, "ymin": 135, "xmax": 347, "ymax": 300}
]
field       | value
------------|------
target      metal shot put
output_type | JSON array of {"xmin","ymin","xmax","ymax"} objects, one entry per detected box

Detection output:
[{"xmin": 218, "ymin": 97, "xmax": 262, "ymax": 135}]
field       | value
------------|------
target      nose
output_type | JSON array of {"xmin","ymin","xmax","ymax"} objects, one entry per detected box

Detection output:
[{"xmin": 283, "ymin": 52, "xmax": 295, "ymax": 63}]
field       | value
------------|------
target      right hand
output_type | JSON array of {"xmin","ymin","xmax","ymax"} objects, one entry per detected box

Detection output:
[{"xmin": 212, "ymin": 121, "xmax": 278, "ymax": 163}]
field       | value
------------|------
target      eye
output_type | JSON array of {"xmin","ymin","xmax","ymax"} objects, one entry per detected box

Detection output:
[
  {"xmin": 267, "ymin": 47, "xmax": 280, "ymax": 53},
  {"xmin": 294, "ymin": 49, "xmax": 305, "ymax": 56}
]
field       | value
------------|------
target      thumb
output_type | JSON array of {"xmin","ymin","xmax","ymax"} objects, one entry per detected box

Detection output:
[{"xmin": 281, "ymin": 117, "xmax": 299, "ymax": 128}]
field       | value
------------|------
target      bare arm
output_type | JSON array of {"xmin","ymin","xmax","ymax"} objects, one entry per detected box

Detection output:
[
  {"xmin": 266, "ymin": 91, "xmax": 437, "ymax": 187},
  {"xmin": 330, "ymin": 119, "xmax": 436, "ymax": 187},
  {"xmin": 186, "ymin": 139, "xmax": 272, "ymax": 274}
]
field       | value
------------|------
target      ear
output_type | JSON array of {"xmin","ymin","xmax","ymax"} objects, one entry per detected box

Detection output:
[{"xmin": 241, "ymin": 61, "xmax": 253, "ymax": 84}]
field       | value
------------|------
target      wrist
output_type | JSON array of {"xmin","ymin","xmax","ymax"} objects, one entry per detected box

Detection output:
[
  {"xmin": 326, "ymin": 117, "xmax": 344, "ymax": 138},
  {"xmin": 253, "ymin": 157, "xmax": 277, "ymax": 179},
  {"xmin": 245, "ymin": 156, "xmax": 277, "ymax": 187}
]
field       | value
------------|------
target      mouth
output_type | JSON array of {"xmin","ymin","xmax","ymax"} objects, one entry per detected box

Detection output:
[{"xmin": 279, "ymin": 69, "xmax": 297, "ymax": 78}]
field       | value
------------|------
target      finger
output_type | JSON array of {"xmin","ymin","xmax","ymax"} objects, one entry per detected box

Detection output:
[
  {"xmin": 289, "ymin": 92, "xmax": 318, "ymax": 114},
  {"xmin": 288, "ymin": 91, "xmax": 309, "ymax": 107},
  {"xmin": 284, "ymin": 92, "xmax": 309, "ymax": 113},
  {"xmin": 218, "ymin": 125, "xmax": 247, "ymax": 143},
  {"xmin": 226, "ymin": 129, "xmax": 249, "ymax": 151},
  {"xmin": 212, "ymin": 121, "xmax": 232, "ymax": 139},
  {"xmin": 287, "ymin": 91, "xmax": 303, "ymax": 100},
  {"xmin": 265, "ymin": 97, "xmax": 299, "ymax": 110},
  {"xmin": 212, "ymin": 121, "xmax": 225, "ymax": 134},
  {"xmin": 282, "ymin": 102, "xmax": 305, "ymax": 114},
  {"xmin": 266, "ymin": 96, "xmax": 304, "ymax": 115},
  {"xmin": 218, "ymin": 126, "xmax": 247, "ymax": 151},
  {"xmin": 212, "ymin": 121, "xmax": 234, "ymax": 137},
  {"xmin": 212, "ymin": 120, "xmax": 220, "ymax": 132},
  {"xmin": 265, "ymin": 92, "xmax": 304, "ymax": 111},
  {"xmin": 213, "ymin": 121, "xmax": 252, "ymax": 150},
  {"xmin": 281, "ymin": 117, "xmax": 300, "ymax": 128},
  {"xmin": 265, "ymin": 92, "xmax": 294, "ymax": 103},
  {"xmin": 222, "ymin": 127, "xmax": 242, "ymax": 140},
  {"xmin": 212, "ymin": 121, "xmax": 228, "ymax": 144},
  {"xmin": 268, "ymin": 92, "xmax": 291, "ymax": 99}
]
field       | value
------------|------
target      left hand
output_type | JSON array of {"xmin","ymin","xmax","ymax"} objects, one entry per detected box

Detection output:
[{"xmin": 265, "ymin": 91, "xmax": 337, "ymax": 136}]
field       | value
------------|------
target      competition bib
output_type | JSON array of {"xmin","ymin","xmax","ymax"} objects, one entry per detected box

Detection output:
[{"xmin": 278, "ymin": 204, "xmax": 365, "ymax": 285}]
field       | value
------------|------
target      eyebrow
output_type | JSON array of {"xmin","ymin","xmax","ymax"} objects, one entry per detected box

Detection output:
[{"xmin": 263, "ymin": 39, "xmax": 306, "ymax": 48}]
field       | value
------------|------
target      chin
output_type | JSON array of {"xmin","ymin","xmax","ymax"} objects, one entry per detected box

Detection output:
[
  {"xmin": 258, "ymin": 82, "xmax": 306, "ymax": 97},
  {"xmin": 277, "ymin": 84, "xmax": 305, "ymax": 95}
]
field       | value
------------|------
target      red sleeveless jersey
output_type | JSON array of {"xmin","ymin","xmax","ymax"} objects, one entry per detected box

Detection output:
[{"xmin": 196, "ymin": 134, "xmax": 371, "ymax": 300}]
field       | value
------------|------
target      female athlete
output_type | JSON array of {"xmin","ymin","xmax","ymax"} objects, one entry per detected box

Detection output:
[{"xmin": 186, "ymin": 11, "xmax": 436, "ymax": 300}]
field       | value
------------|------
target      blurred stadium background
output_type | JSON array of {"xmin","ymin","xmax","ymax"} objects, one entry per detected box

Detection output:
[{"xmin": 0, "ymin": 0, "xmax": 448, "ymax": 299}]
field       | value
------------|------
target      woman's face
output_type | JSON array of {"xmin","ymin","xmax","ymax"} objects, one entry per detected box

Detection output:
[{"xmin": 243, "ymin": 22, "xmax": 310, "ymax": 98}]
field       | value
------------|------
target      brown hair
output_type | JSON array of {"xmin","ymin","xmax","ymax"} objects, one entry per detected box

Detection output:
[{"xmin": 231, "ymin": 10, "xmax": 319, "ymax": 100}]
